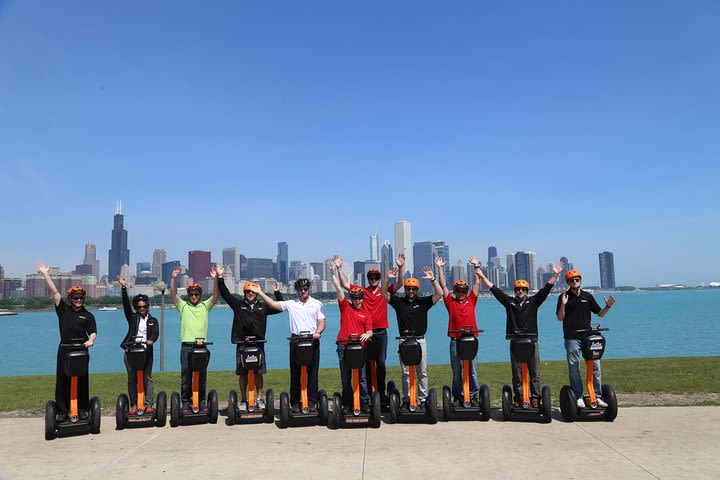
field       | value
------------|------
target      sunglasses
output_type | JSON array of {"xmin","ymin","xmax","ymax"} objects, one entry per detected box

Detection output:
[
  {"xmin": 514, "ymin": 288, "xmax": 529, "ymax": 292},
  {"xmin": 137, "ymin": 304, "xmax": 149, "ymax": 309},
  {"xmin": 189, "ymin": 292, "xmax": 201, "ymax": 296},
  {"xmin": 71, "ymin": 296, "xmax": 85, "ymax": 301},
  {"xmin": 406, "ymin": 287, "xmax": 418, "ymax": 292},
  {"xmin": 297, "ymin": 287, "xmax": 309, "ymax": 293},
  {"xmin": 568, "ymin": 277, "xmax": 582, "ymax": 283}
]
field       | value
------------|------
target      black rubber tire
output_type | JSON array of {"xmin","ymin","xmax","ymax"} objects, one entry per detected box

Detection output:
[
  {"xmin": 208, "ymin": 390, "xmax": 219, "ymax": 424},
  {"xmin": 388, "ymin": 390, "xmax": 399, "ymax": 424},
  {"xmin": 90, "ymin": 396, "xmax": 101, "ymax": 434},
  {"xmin": 602, "ymin": 384, "xmax": 618, "ymax": 422},
  {"xmin": 279, "ymin": 392, "xmax": 290, "ymax": 429},
  {"xmin": 560, "ymin": 385, "xmax": 577, "ymax": 423},
  {"xmin": 541, "ymin": 385, "xmax": 552, "ymax": 423},
  {"xmin": 501, "ymin": 385, "xmax": 512, "ymax": 421},
  {"xmin": 479, "ymin": 384, "xmax": 490, "ymax": 421},
  {"xmin": 371, "ymin": 391, "xmax": 381, "ymax": 428},
  {"xmin": 170, "ymin": 392, "xmax": 180, "ymax": 427},
  {"xmin": 45, "ymin": 400, "xmax": 57, "ymax": 440},
  {"xmin": 227, "ymin": 390, "xmax": 237, "ymax": 426},
  {"xmin": 441, "ymin": 385, "xmax": 452, "ymax": 422},
  {"xmin": 155, "ymin": 391, "xmax": 167, "ymax": 427},
  {"xmin": 317, "ymin": 390, "xmax": 328, "ymax": 426},
  {"xmin": 116, "ymin": 393, "xmax": 128, "ymax": 430},
  {"xmin": 265, "ymin": 389, "xmax": 275, "ymax": 424},
  {"xmin": 386, "ymin": 380, "xmax": 396, "ymax": 398},
  {"xmin": 333, "ymin": 392, "xmax": 344, "ymax": 429},
  {"xmin": 426, "ymin": 388, "xmax": 438, "ymax": 424}
]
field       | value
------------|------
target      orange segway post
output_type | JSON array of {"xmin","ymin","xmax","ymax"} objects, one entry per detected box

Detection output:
[
  {"xmin": 409, "ymin": 365, "xmax": 417, "ymax": 411},
  {"xmin": 69, "ymin": 376, "xmax": 79, "ymax": 421},
  {"xmin": 521, "ymin": 363, "xmax": 530, "ymax": 407},
  {"xmin": 463, "ymin": 359, "xmax": 471, "ymax": 405},
  {"xmin": 247, "ymin": 369, "xmax": 256, "ymax": 410},
  {"xmin": 300, "ymin": 365, "xmax": 309, "ymax": 412},
  {"xmin": 586, "ymin": 361, "xmax": 597, "ymax": 407},
  {"xmin": 137, "ymin": 370, "xmax": 145, "ymax": 411},
  {"xmin": 353, "ymin": 369, "xmax": 361, "ymax": 415}
]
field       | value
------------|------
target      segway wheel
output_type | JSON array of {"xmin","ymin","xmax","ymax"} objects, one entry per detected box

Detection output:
[
  {"xmin": 441, "ymin": 386, "xmax": 452, "ymax": 422},
  {"xmin": 155, "ymin": 391, "xmax": 167, "ymax": 427},
  {"xmin": 227, "ymin": 390, "xmax": 238, "ymax": 426},
  {"xmin": 317, "ymin": 390, "xmax": 328, "ymax": 426},
  {"xmin": 602, "ymin": 384, "xmax": 618, "ymax": 422},
  {"xmin": 170, "ymin": 392, "xmax": 180, "ymax": 427},
  {"xmin": 541, "ymin": 386, "xmax": 552, "ymax": 423},
  {"xmin": 479, "ymin": 384, "xmax": 490, "ymax": 421},
  {"xmin": 279, "ymin": 392, "xmax": 290, "ymax": 429},
  {"xmin": 388, "ymin": 390, "xmax": 399, "ymax": 424},
  {"xmin": 501, "ymin": 385, "xmax": 512, "ymax": 421},
  {"xmin": 208, "ymin": 390, "xmax": 219, "ymax": 424},
  {"xmin": 371, "ymin": 391, "xmax": 381, "ymax": 428},
  {"xmin": 265, "ymin": 389, "xmax": 276, "ymax": 424},
  {"xmin": 116, "ymin": 393, "xmax": 129, "ymax": 430},
  {"xmin": 90, "ymin": 396, "xmax": 101, "ymax": 434},
  {"xmin": 426, "ymin": 388, "xmax": 438, "ymax": 425},
  {"xmin": 386, "ymin": 380, "xmax": 396, "ymax": 398},
  {"xmin": 331, "ymin": 393, "xmax": 342, "ymax": 430},
  {"xmin": 44, "ymin": 400, "xmax": 57, "ymax": 440},
  {"xmin": 560, "ymin": 385, "xmax": 577, "ymax": 423}
]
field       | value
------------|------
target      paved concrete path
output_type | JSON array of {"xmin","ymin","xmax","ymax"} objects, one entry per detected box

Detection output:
[{"xmin": 1, "ymin": 407, "xmax": 718, "ymax": 479}]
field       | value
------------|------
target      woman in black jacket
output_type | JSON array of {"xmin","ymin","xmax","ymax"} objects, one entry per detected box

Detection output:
[{"xmin": 118, "ymin": 277, "xmax": 159, "ymax": 414}]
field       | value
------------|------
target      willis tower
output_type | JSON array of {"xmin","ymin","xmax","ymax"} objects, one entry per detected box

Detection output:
[{"xmin": 108, "ymin": 201, "xmax": 130, "ymax": 280}]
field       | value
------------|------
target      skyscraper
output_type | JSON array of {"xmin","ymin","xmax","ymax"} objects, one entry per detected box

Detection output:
[
  {"xmin": 222, "ymin": 247, "xmax": 241, "ymax": 283},
  {"xmin": 353, "ymin": 261, "xmax": 366, "ymax": 286},
  {"xmin": 277, "ymin": 242, "xmax": 289, "ymax": 285},
  {"xmin": 108, "ymin": 201, "xmax": 130, "ymax": 281},
  {"xmin": 0, "ymin": 265, "xmax": 4, "ymax": 299},
  {"xmin": 84, "ymin": 242, "xmax": 100, "ymax": 280},
  {"xmin": 310, "ymin": 262, "xmax": 324, "ymax": 280},
  {"xmin": 488, "ymin": 245, "xmax": 497, "ymax": 263},
  {"xmin": 599, "ymin": 251, "xmax": 616, "ymax": 289},
  {"xmin": 369, "ymin": 234, "xmax": 379, "ymax": 261},
  {"xmin": 162, "ymin": 261, "xmax": 181, "ymax": 285},
  {"xmin": 394, "ymin": 220, "xmax": 413, "ymax": 278},
  {"xmin": 506, "ymin": 253, "xmax": 516, "ymax": 287},
  {"xmin": 248, "ymin": 258, "xmax": 274, "ymax": 279},
  {"xmin": 188, "ymin": 250, "xmax": 212, "ymax": 281},
  {"xmin": 513, "ymin": 251, "xmax": 537, "ymax": 289},
  {"xmin": 152, "ymin": 249, "xmax": 166, "ymax": 281},
  {"xmin": 380, "ymin": 240, "xmax": 393, "ymax": 277},
  {"xmin": 451, "ymin": 261, "xmax": 466, "ymax": 284},
  {"xmin": 413, "ymin": 241, "xmax": 434, "ymax": 294}
]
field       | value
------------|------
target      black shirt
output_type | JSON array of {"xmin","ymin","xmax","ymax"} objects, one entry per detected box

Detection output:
[
  {"xmin": 55, "ymin": 300, "xmax": 97, "ymax": 344},
  {"xmin": 388, "ymin": 294, "xmax": 435, "ymax": 336},
  {"xmin": 556, "ymin": 289, "xmax": 602, "ymax": 340},
  {"xmin": 490, "ymin": 282, "xmax": 553, "ymax": 339},
  {"xmin": 218, "ymin": 278, "xmax": 283, "ymax": 342}
]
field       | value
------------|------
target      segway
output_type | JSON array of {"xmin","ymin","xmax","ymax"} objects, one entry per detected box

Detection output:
[
  {"xmin": 45, "ymin": 339, "xmax": 101, "ymax": 440},
  {"xmin": 169, "ymin": 338, "xmax": 219, "ymax": 427},
  {"xmin": 560, "ymin": 324, "xmax": 618, "ymax": 422},
  {"xmin": 330, "ymin": 335, "xmax": 381, "ymax": 429},
  {"xmin": 278, "ymin": 332, "xmax": 329, "ymax": 428},
  {"xmin": 116, "ymin": 337, "xmax": 166, "ymax": 429},
  {"xmin": 227, "ymin": 336, "xmax": 275, "ymax": 425},
  {"xmin": 386, "ymin": 331, "xmax": 437, "ymax": 424},
  {"xmin": 501, "ymin": 329, "xmax": 552, "ymax": 423},
  {"xmin": 441, "ymin": 327, "xmax": 490, "ymax": 421}
]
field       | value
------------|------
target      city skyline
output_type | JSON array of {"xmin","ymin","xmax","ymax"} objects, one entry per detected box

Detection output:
[{"xmin": 1, "ymin": 3, "xmax": 718, "ymax": 286}]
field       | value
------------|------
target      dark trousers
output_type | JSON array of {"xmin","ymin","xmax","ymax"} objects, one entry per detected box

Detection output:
[
  {"xmin": 365, "ymin": 330, "xmax": 388, "ymax": 399},
  {"xmin": 337, "ymin": 344, "xmax": 369, "ymax": 407},
  {"xmin": 290, "ymin": 339, "xmax": 320, "ymax": 406},
  {"xmin": 124, "ymin": 348, "xmax": 154, "ymax": 406},
  {"xmin": 510, "ymin": 340, "xmax": 541, "ymax": 402},
  {"xmin": 55, "ymin": 346, "xmax": 89, "ymax": 414},
  {"xmin": 181, "ymin": 345, "xmax": 208, "ymax": 405}
]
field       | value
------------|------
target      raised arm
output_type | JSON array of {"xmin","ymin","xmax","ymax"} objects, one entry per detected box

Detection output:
[
  {"xmin": 471, "ymin": 257, "xmax": 493, "ymax": 290},
  {"xmin": 468, "ymin": 256, "xmax": 482, "ymax": 296},
  {"xmin": 557, "ymin": 292, "xmax": 568, "ymax": 321},
  {"xmin": 118, "ymin": 276, "xmax": 134, "ymax": 321},
  {"xmin": 272, "ymin": 281, "xmax": 284, "ymax": 302},
  {"xmin": 333, "ymin": 255, "xmax": 351, "ymax": 290},
  {"xmin": 215, "ymin": 264, "xmax": 238, "ymax": 308},
  {"xmin": 169, "ymin": 266, "xmax": 182, "ymax": 304},
  {"xmin": 434, "ymin": 256, "xmax": 449, "ymax": 297},
  {"xmin": 208, "ymin": 264, "xmax": 220, "ymax": 305},
  {"xmin": 597, "ymin": 295, "xmax": 615, "ymax": 318},
  {"xmin": 37, "ymin": 262, "xmax": 61, "ymax": 307},
  {"xmin": 394, "ymin": 253, "xmax": 405, "ymax": 292},
  {"xmin": 330, "ymin": 264, "xmax": 345, "ymax": 302},
  {"xmin": 246, "ymin": 283, "xmax": 283, "ymax": 311},
  {"xmin": 422, "ymin": 266, "xmax": 443, "ymax": 304},
  {"xmin": 380, "ymin": 267, "xmax": 398, "ymax": 302}
]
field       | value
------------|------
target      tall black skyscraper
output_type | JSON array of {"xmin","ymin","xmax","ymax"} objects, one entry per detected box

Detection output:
[
  {"xmin": 108, "ymin": 201, "xmax": 130, "ymax": 280},
  {"xmin": 488, "ymin": 245, "xmax": 497, "ymax": 263},
  {"xmin": 599, "ymin": 251, "xmax": 616, "ymax": 289},
  {"xmin": 277, "ymin": 242, "xmax": 289, "ymax": 285}
]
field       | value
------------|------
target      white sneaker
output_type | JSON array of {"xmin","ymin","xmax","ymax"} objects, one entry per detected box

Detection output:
[
  {"xmin": 238, "ymin": 401, "xmax": 248, "ymax": 412},
  {"xmin": 256, "ymin": 398, "xmax": 266, "ymax": 409},
  {"xmin": 576, "ymin": 397, "xmax": 586, "ymax": 408},
  {"xmin": 596, "ymin": 398, "xmax": 608, "ymax": 408}
]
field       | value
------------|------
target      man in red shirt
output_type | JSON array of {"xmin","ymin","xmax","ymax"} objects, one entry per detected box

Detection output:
[
  {"xmin": 333, "ymin": 253, "xmax": 405, "ymax": 406},
  {"xmin": 436, "ymin": 256, "xmax": 481, "ymax": 405},
  {"xmin": 330, "ymin": 264, "xmax": 373, "ymax": 412}
]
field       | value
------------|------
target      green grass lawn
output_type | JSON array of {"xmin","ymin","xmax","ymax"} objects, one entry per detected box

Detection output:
[{"xmin": 1, "ymin": 356, "xmax": 717, "ymax": 413}]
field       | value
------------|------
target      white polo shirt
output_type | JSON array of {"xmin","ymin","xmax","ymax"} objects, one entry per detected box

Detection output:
[{"xmin": 280, "ymin": 296, "xmax": 326, "ymax": 335}]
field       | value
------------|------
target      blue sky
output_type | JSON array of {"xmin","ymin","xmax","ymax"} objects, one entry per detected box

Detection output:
[{"xmin": 1, "ymin": 1, "xmax": 718, "ymax": 286}]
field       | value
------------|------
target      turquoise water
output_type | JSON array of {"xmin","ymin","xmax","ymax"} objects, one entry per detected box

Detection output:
[{"xmin": 5, "ymin": 290, "xmax": 720, "ymax": 376}]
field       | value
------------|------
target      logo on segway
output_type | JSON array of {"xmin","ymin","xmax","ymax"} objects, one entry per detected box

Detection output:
[{"xmin": 590, "ymin": 342, "xmax": 603, "ymax": 350}]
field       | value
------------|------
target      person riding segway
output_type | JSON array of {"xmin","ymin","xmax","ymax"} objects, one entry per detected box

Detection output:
[{"xmin": 227, "ymin": 336, "xmax": 275, "ymax": 424}]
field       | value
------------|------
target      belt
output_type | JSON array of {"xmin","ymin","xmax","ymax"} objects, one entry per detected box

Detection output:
[
  {"xmin": 181, "ymin": 342, "xmax": 206, "ymax": 347},
  {"xmin": 372, "ymin": 328, "xmax": 387, "ymax": 334}
]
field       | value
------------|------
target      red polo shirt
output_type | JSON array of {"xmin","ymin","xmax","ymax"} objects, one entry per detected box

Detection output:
[
  {"xmin": 444, "ymin": 291, "xmax": 479, "ymax": 338},
  {"xmin": 350, "ymin": 284, "xmax": 389, "ymax": 329},
  {"xmin": 337, "ymin": 298, "xmax": 373, "ymax": 341}
]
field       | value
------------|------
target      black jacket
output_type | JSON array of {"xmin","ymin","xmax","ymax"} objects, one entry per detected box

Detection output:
[{"xmin": 120, "ymin": 287, "xmax": 159, "ymax": 349}]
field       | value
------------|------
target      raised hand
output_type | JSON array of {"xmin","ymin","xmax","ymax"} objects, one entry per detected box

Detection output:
[
  {"xmin": 387, "ymin": 267, "xmax": 398, "ymax": 280},
  {"xmin": 210, "ymin": 266, "xmax": 218, "ymax": 279},
  {"xmin": 604, "ymin": 295, "xmax": 616, "ymax": 309},
  {"xmin": 172, "ymin": 266, "xmax": 182, "ymax": 279},
  {"xmin": 117, "ymin": 276, "xmax": 126, "ymax": 288},
  {"xmin": 434, "ymin": 256, "xmax": 445, "ymax": 268},
  {"xmin": 332, "ymin": 255, "xmax": 342, "ymax": 268},
  {"xmin": 561, "ymin": 292, "xmax": 569, "ymax": 305},
  {"xmin": 553, "ymin": 262, "xmax": 565, "ymax": 275},
  {"xmin": 469, "ymin": 256, "xmax": 480, "ymax": 267},
  {"xmin": 396, "ymin": 253, "xmax": 405, "ymax": 268},
  {"xmin": 273, "ymin": 281, "xmax": 280, "ymax": 292},
  {"xmin": 329, "ymin": 264, "xmax": 336, "ymax": 276},
  {"xmin": 214, "ymin": 263, "xmax": 224, "ymax": 278},
  {"xmin": 246, "ymin": 283, "xmax": 261, "ymax": 294},
  {"xmin": 37, "ymin": 262, "xmax": 49, "ymax": 275},
  {"xmin": 421, "ymin": 266, "xmax": 434, "ymax": 280}
]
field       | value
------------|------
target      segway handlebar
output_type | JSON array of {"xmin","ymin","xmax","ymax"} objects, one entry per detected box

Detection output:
[
  {"xmin": 506, "ymin": 328, "xmax": 538, "ymax": 340},
  {"xmin": 395, "ymin": 330, "xmax": 424, "ymax": 340},
  {"xmin": 60, "ymin": 337, "xmax": 89, "ymax": 348},
  {"xmin": 191, "ymin": 338, "xmax": 213, "ymax": 346},
  {"xmin": 288, "ymin": 331, "xmax": 315, "ymax": 342},
  {"xmin": 232, "ymin": 336, "xmax": 267, "ymax": 345},
  {"xmin": 336, "ymin": 333, "xmax": 364, "ymax": 345},
  {"xmin": 448, "ymin": 327, "xmax": 484, "ymax": 335},
  {"xmin": 577, "ymin": 323, "xmax": 609, "ymax": 334},
  {"xmin": 121, "ymin": 336, "xmax": 147, "ymax": 348}
]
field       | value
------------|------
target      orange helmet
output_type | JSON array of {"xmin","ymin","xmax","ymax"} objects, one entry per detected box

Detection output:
[
  {"xmin": 404, "ymin": 278, "xmax": 420, "ymax": 288},
  {"xmin": 187, "ymin": 283, "xmax": 202, "ymax": 294},
  {"xmin": 565, "ymin": 270, "xmax": 582, "ymax": 282},
  {"xmin": 349, "ymin": 287, "xmax": 365, "ymax": 299},
  {"xmin": 453, "ymin": 280, "xmax": 469, "ymax": 291},
  {"xmin": 66, "ymin": 286, "xmax": 86, "ymax": 298},
  {"xmin": 514, "ymin": 280, "xmax": 529, "ymax": 289},
  {"xmin": 243, "ymin": 281, "xmax": 258, "ymax": 292}
]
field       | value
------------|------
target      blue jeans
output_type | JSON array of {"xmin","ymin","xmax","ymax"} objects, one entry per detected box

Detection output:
[
  {"xmin": 365, "ymin": 330, "xmax": 388, "ymax": 400},
  {"xmin": 450, "ymin": 338, "xmax": 479, "ymax": 399},
  {"xmin": 180, "ymin": 345, "xmax": 207, "ymax": 405},
  {"xmin": 565, "ymin": 339, "xmax": 602, "ymax": 399},
  {"xmin": 337, "ymin": 344, "xmax": 369, "ymax": 407}
]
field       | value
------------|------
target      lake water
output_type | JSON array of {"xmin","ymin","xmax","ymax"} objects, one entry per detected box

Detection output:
[{"xmin": 4, "ymin": 289, "xmax": 720, "ymax": 376}]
